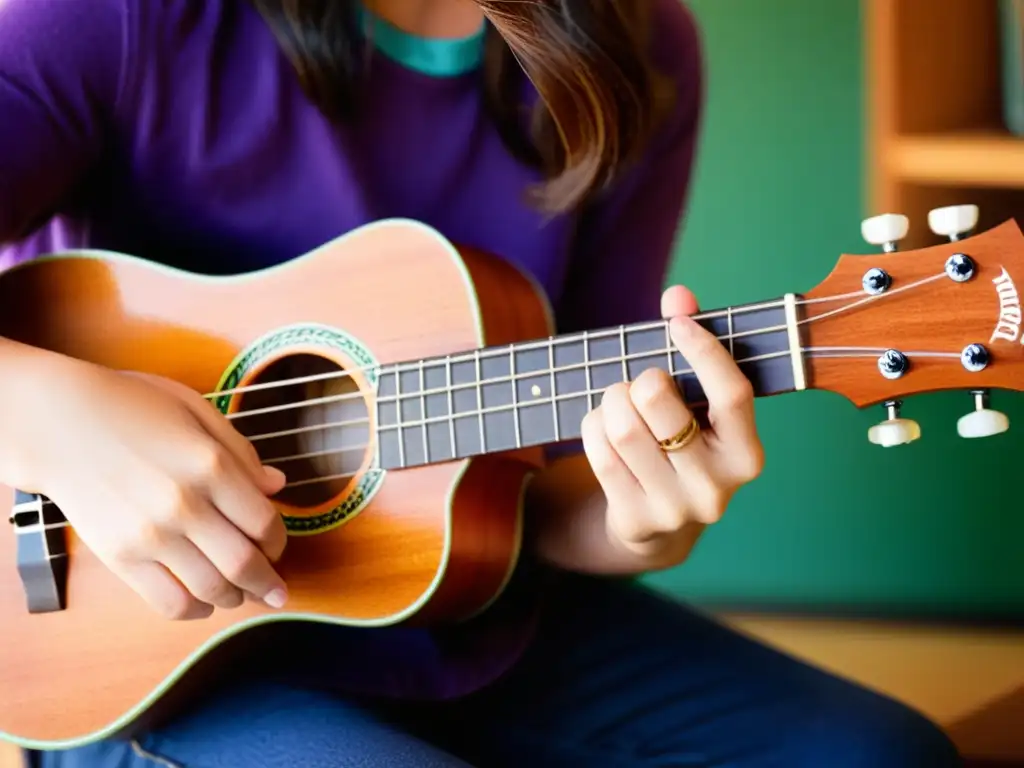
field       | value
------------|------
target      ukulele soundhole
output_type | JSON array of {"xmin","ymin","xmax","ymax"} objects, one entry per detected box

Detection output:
[{"xmin": 229, "ymin": 353, "xmax": 373, "ymax": 510}]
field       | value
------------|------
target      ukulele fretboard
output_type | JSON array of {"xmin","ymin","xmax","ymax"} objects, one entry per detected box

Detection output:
[{"xmin": 373, "ymin": 297, "xmax": 804, "ymax": 470}]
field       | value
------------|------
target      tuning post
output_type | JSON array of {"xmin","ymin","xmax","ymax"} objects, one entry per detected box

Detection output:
[
  {"xmin": 862, "ymin": 267, "xmax": 892, "ymax": 295},
  {"xmin": 960, "ymin": 343, "xmax": 990, "ymax": 373},
  {"xmin": 877, "ymin": 349, "xmax": 910, "ymax": 380},
  {"xmin": 957, "ymin": 390, "xmax": 1010, "ymax": 439},
  {"xmin": 868, "ymin": 400, "xmax": 922, "ymax": 447},
  {"xmin": 945, "ymin": 253, "xmax": 976, "ymax": 283},
  {"xmin": 861, "ymin": 213, "xmax": 909, "ymax": 252},
  {"xmin": 928, "ymin": 204, "xmax": 979, "ymax": 242}
]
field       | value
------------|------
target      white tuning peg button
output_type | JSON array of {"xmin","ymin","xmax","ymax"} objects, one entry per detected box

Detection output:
[
  {"xmin": 869, "ymin": 418, "xmax": 922, "ymax": 447},
  {"xmin": 861, "ymin": 213, "xmax": 910, "ymax": 251},
  {"xmin": 957, "ymin": 391, "xmax": 1010, "ymax": 439},
  {"xmin": 928, "ymin": 204, "xmax": 979, "ymax": 241},
  {"xmin": 868, "ymin": 401, "xmax": 921, "ymax": 447}
]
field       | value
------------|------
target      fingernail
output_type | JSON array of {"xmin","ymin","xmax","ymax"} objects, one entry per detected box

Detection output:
[{"xmin": 264, "ymin": 588, "xmax": 288, "ymax": 609}]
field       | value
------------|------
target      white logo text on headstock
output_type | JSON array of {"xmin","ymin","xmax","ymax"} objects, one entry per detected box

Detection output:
[{"xmin": 991, "ymin": 267, "xmax": 1022, "ymax": 344}]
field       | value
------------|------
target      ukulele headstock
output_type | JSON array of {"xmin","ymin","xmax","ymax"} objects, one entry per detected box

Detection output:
[{"xmin": 802, "ymin": 204, "xmax": 1023, "ymax": 447}]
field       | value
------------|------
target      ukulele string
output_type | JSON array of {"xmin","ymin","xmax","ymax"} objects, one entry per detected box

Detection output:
[
  {"xmin": 205, "ymin": 273, "xmax": 941, "ymax": 406},
  {"xmin": 244, "ymin": 344, "xmax": 959, "ymax": 452},
  {"xmin": 234, "ymin": 325, "xmax": 795, "ymax": 423},
  {"xmin": 214, "ymin": 270, "xmax": 950, "ymax": 423},
  {"xmin": 796, "ymin": 272, "xmax": 947, "ymax": 324},
  {"xmin": 240, "ymin": 267, "xmax": 953, "ymax": 480},
  {"xmin": 208, "ymin": 300, "xmax": 793, "ymax": 402}
]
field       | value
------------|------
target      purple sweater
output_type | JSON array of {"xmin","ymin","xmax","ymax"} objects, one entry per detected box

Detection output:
[{"xmin": 0, "ymin": 0, "xmax": 703, "ymax": 699}]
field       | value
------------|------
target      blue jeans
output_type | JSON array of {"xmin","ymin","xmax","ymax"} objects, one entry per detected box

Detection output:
[{"xmin": 30, "ymin": 574, "xmax": 961, "ymax": 767}]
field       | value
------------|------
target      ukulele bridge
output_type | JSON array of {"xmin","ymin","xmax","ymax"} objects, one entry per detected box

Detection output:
[{"xmin": 8, "ymin": 490, "xmax": 68, "ymax": 614}]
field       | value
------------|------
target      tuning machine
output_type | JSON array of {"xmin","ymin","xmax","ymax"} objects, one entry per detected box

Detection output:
[
  {"xmin": 868, "ymin": 400, "xmax": 921, "ymax": 447},
  {"xmin": 861, "ymin": 213, "xmax": 909, "ymax": 252},
  {"xmin": 957, "ymin": 390, "xmax": 1010, "ymax": 439},
  {"xmin": 928, "ymin": 204, "xmax": 979, "ymax": 242}
]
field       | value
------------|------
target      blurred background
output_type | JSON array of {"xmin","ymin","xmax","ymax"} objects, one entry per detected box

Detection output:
[
  {"xmin": 640, "ymin": 2, "xmax": 1024, "ymax": 762},
  {"xmin": 644, "ymin": 0, "xmax": 1024, "ymax": 620}
]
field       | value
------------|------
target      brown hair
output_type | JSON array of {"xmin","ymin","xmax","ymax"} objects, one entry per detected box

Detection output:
[{"xmin": 249, "ymin": 0, "xmax": 675, "ymax": 213}]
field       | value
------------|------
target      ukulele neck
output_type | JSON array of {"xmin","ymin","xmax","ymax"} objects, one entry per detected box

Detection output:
[{"xmin": 372, "ymin": 294, "xmax": 806, "ymax": 470}]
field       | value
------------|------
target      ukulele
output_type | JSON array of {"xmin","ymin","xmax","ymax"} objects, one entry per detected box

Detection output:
[{"xmin": 0, "ymin": 205, "xmax": 1019, "ymax": 749}]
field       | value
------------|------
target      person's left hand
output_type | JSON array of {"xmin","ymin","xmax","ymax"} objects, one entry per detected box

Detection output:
[{"xmin": 580, "ymin": 285, "xmax": 765, "ymax": 559}]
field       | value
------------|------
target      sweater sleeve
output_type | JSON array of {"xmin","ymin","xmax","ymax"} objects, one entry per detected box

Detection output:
[
  {"xmin": 0, "ymin": 0, "xmax": 128, "ymax": 248},
  {"xmin": 554, "ymin": 0, "xmax": 704, "ymax": 335}
]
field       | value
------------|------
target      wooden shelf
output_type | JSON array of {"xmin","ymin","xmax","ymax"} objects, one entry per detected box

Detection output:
[
  {"xmin": 866, "ymin": 0, "xmax": 1024, "ymax": 248},
  {"xmin": 890, "ymin": 131, "xmax": 1024, "ymax": 188}
]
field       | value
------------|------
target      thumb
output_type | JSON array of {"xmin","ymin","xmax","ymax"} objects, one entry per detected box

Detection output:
[
  {"xmin": 135, "ymin": 371, "xmax": 288, "ymax": 495},
  {"xmin": 260, "ymin": 465, "xmax": 287, "ymax": 496}
]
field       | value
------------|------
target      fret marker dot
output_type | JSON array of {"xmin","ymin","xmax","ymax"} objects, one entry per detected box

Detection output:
[{"xmin": 531, "ymin": 385, "xmax": 542, "ymax": 398}]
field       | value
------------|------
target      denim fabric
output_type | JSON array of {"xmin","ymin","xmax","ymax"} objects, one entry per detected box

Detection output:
[{"xmin": 30, "ymin": 575, "xmax": 962, "ymax": 767}]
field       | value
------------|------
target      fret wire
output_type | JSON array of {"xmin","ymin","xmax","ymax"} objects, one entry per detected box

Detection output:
[
  {"xmin": 727, "ymin": 306, "xmax": 735, "ymax": 358},
  {"xmin": 445, "ymin": 356, "xmax": 457, "ymax": 459},
  {"xmin": 372, "ymin": 366, "xmax": 384, "ymax": 468},
  {"xmin": 548, "ymin": 339, "xmax": 560, "ymax": 442},
  {"xmin": 583, "ymin": 330, "xmax": 594, "ymax": 410},
  {"xmin": 418, "ymin": 360, "xmax": 429, "ymax": 464},
  {"xmin": 474, "ymin": 349, "xmax": 486, "ymax": 453},
  {"xmin": 394, "ymin": 367, "xmax": 406, "ymax": 468},
  {"xmin": 619, "ymin": 326, "xmax": 629, "ymax": 383},
  {"xmin": 663, "ymin": 323, "xmax": 673, "ymax": 379},
  {"xmin": 510, "ymin": 346, "xmax": 522, "ymax": 449}
]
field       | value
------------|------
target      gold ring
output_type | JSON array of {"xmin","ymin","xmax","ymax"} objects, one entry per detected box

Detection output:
[{"xmin": 659, "ymin": 417, "xmax": 700, "ymax": 452}]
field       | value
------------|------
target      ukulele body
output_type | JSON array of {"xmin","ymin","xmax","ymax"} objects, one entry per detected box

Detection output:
[{"xmin": 0, "ymin": 219, "xmax": 550, "ymax": 748}]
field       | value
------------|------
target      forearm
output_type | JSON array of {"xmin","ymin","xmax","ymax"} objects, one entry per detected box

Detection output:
[
  {"xmin": 0, "ymin": 336, "xmax": 70, "ymax": 483},
  {"xmin": 525, "ymin": 453, "xmax": 705, "ymax": 575}
]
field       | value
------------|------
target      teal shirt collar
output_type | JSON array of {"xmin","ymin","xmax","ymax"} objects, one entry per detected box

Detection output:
[{"xmin": 356, "ymin": 4, "xmax": 485, "ymax": 77}]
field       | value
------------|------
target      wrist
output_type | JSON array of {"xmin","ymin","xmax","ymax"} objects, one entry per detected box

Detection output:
[
  {"xmin": 604, "ymin": 515, "xmax": 705, "ymax": 571},
  {"xmin": 0, "ymin": 338, "xmax": 80, "ymax": 487}
]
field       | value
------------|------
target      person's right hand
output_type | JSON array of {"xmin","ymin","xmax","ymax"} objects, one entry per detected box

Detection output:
[{"xmin": 4, "ymin": 355, "xmax": 289, "ymax": 621}]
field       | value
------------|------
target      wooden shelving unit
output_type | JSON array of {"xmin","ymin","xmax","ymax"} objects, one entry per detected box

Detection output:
[{"xmin": 866, "ymin": 0, "xmax": 1024, "ymax": 247}]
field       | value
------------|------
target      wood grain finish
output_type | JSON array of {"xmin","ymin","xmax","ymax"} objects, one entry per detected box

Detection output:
[{"xmin": 0, "ymin": 221, "xmax": 548, "ymax": 747}]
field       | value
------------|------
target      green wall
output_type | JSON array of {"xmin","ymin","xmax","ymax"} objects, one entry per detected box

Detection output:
[{"xmin": 644, "ymin": 0, "xmax": 1024, "ymax": 619}]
